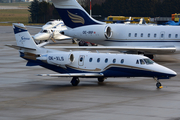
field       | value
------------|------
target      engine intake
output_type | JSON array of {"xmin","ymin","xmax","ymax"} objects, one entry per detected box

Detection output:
[{"xmin": 104, "ymin": 26, "xmax": 112, "ymax": 39}]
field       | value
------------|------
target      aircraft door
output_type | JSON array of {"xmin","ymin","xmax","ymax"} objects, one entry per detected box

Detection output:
[
  {"xmin": 160, "ymin": 31, "xmax": 165, "ymax": 40},
  {"xmin": 78, "ymin": 55, "xmax": 85, "ymax": 66}
]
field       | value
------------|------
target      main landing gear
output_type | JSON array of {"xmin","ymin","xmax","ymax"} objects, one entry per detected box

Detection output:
[
  {"xmin": 71, "ymin": 77, "xmax": 80, "ymax": 86},
  {"xmin": 154, "ymin": 77, "xmax": 163, "ymax": 89},
  {"xmin": 98, "ymin": 77, "xmax": 105, "ymax": 82}
]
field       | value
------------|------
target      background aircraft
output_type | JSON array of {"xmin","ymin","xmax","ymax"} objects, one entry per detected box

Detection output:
[
  {"xmin": 33, "ymin": 23, "xmax": 72, "ymax": 43},
  {"xmin": 6, "ymin": 23, "xmax": 177, "ymax": 88},
  {"xmin": 51, "ymin": 0, "xmax": 180, "ymax": 59}
]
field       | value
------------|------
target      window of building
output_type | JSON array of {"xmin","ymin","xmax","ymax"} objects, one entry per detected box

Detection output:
[
  {"xmin": 113, "ymin": 59, "xmax": 116, "ymax": 63},
  {"xmin": 105, "ymin": 58, "xmax": 108, "ymax": 63},
  {"xmin": 89, "ymin": 58, "xmax": 92, "ymax": 62},
  {"xmin": 97, "ymin": 58, "xmax": 100, "ymax": 63}
]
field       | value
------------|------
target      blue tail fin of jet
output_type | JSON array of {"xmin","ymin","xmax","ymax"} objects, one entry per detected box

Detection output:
[
  {"xmin": 13, "ymin": 23, "xmax": 38, "ymax": 50},
  {"xmin": 52, "ymin": 0, "xmax": 104, "ymax": 28}
]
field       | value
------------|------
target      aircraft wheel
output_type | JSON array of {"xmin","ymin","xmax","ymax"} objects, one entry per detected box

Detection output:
[
  {"xmin": 156, "ymin": 82, "xmax": 163, "ymax": 89},
  {"xmin": 98, "ymin": 77, "xmax": 105, "ymax": 82},
  {"xmin": 71, "ymin": 77, "xmax": 80, "ymax": 86}
]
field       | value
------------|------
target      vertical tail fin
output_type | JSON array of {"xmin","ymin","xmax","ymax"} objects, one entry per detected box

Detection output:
[
  {"xmin": 52, "ymin": 0, "xmax": 104, "ymax": 28},
  {"xmin": 13, "ymin": 23, "xmax": 38, "ymax": 50}
]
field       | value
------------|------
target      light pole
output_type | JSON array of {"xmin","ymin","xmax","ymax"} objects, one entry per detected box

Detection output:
[{"xmin": 90, "ymin": 0, "xmax": 92, "ymax": 17}]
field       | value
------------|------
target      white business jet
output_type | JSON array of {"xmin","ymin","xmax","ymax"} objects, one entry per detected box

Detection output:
[
  {"xmin": 32, "ymin": 20, "xmax": 72, "ymax": 42},
  {"xmin": 33, "ymin": 23, "xmax": 72, "ymax": 42},
  {"xmin": 51, "ymin": 0, "xmax": 180, "ymax": 59},
  {"xmin": 6, "ymin": 23, "xmax": 177, "ymax": 88}
]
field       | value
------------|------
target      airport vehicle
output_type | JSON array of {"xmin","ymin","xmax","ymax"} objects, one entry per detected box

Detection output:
[
  {"xmin": 172, "ymin": 13, "xmax": 180, "ymax": 22},
  {"xmin": 51, "ymin": 0, "xmax": 180, "ymax": 58},
  {"xmin": 6, "ymin": 23, "xmax": 177, "ymax": 88}
]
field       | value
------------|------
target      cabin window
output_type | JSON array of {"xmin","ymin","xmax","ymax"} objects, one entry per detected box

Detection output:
[
  {"xmin": 135, "ymin": 33, "xmax": 137, "ymax": 37},
  {"xmin": 136, "ymin": 60, "xmax": 139, "ymax": 64},
  {"xmin": 140, "ymin": 59, "xmax": 145, "ymax": 65},
  {"xmin": 154, "ymin": 34, "xmax": 157, "ymax": 38},
  {"xmin": 175, "ymin": 34, "xmax": 178, "ymax": 38},
  {"xmin": 168, "ymin": 34, "xmax": 171, "ymax": 38},
  {"xmin": 128, "ymin": 33, "xmax": 131, "ymax": 37},
  {"xmin": 141, "ymin": 33, "xmax": 143, "ymax": 37},
  {"xmin": 143, "ymin": 59, "xmax": 154, "ymax": 65},
  {"xmin": 121, "ymin": 59, "xmax": 124, "ymax": 64},
  {"xmin": 161, "ymin": 34, "xmax": 164, "ymax": 38},
  {"xmin": 105, "ymin": 58, "xmax": 108, "ymax": 63},
  {"xmin": 148, "ymin": 33, "xmax": 150, "ymax": 37},
  {"xmin": 89, "ymin": 58, "xmax": 93, "ymax": 62},
  {"xmin": 97, "ymin": 58, "xmax": 100, "ymax": 63},
  {"xmin": 113, "ymin": 59, "xmax": 116, "ymax": 63}
]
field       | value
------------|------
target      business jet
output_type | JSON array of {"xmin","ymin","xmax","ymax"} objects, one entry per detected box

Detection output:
[
  {"xmin": 33, "ymin": 23, "xmax": 72, "ymax": 42},
  {"xmin": 51, "ymin": 0, "xmax": 180, "ymax": 59},
  {"xmin": 6, "ymin": 23, "xmax": 177, "ymax": 88}
]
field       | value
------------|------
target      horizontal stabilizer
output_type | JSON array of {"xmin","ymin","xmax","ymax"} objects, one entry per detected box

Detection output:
[
  {"xmin": 5, "ymin": 44, "xmax": 36, "ymax": 51},
  {"xmin": 38, "ymin": 73, "xmax": 104, "ymax": 77},
  {"xmin": 44, "ymin": 46, "xmax": 176, "ymax": 54}
]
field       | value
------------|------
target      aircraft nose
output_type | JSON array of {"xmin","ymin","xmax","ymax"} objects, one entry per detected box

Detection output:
[
  {"xmin": 33, "ymin": 33, "xmax": 50, "ymax": 41},
  {"xmin": 168, "ymin": 69, "xmax": 177, "ymax": 77},
  {"xmin": 162, "ymin": 66, "xmax": 177, "ymax": 78}
]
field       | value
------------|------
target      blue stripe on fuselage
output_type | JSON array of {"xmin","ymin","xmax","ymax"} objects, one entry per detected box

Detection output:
[
  {"xmin": 56, "ymin": 8, "xmax": 100, "ymax": 28},
  {"xmin": 13, "ymin": 26, "xmax": 27, "ymax": 34}
]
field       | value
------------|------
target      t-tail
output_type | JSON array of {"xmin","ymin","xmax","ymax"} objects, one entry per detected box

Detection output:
[
  {"xmin": 13, "ymin": 23, "xmax": 39, "ymax": 50},
  {"xmin": 52, "ymin": 0, "xmax": 104, "ymax": 28}
]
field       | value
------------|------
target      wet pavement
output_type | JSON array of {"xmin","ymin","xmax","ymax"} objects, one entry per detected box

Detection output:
[{"xmin": 0, "ymin": 26, "xmax": 180, "ymax": 120}]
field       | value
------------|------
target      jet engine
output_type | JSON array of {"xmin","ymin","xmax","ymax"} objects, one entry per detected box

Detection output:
[{"xmin": 61, "ymin": 25, "xmax": 113, "ymax": 41}]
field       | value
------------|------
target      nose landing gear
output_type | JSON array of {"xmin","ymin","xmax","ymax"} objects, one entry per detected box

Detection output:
[{"xmin": 154, "ymin": 77, "xmax": 163, "ymax": 89}]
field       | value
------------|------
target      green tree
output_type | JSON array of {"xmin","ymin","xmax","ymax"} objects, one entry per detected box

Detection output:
[{"xmin": 28, "ymin": 0, "xmax": 39, "ymax": 23}]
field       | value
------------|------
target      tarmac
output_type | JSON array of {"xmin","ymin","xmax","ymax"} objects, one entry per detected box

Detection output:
[{"xmin": 0, "ymin": 26, "xmax": 180, "ymax": 120}]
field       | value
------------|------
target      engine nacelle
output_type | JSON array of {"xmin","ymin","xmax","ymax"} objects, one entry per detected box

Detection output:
[
  {"xmin": 37, "ymin": 53, "xmax": 74, "ymax": 66},
  {"xmin": 61, "ymin": 25, "xmax": 113, "ymax": 41}
]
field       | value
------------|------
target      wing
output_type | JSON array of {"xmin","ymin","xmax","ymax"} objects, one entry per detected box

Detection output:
[
  {"xmin": 5, "ymin": 44, "xmax": 36, "ymax": 51},
  {"xmin": 44, "ymin": 46, "xmax": 176, "ymax": 54},
  {"xmin": 38, "ymin": 73, "xmax": 104, "ymax": 77}
]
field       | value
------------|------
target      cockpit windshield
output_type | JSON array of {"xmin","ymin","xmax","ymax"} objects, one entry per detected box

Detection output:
[
  {"xmin": 143, "ymin": 59, "xmax": 154, "ymax": 65},
  {"xmin": 47, "ymin": 22, "xmax": 53, "ymax": 25},
  {"xmin": 42, "ymin": 30, "xmax": 48, "ymax": 33}
]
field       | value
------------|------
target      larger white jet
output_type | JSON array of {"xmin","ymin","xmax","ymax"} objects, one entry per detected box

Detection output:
[
  {"xmin": 51, "ymin": 0, "xmax": 180, "ymax": 58},
  {"xmin": 6, "ymin": 23, "xmax": 177, "ymax": 88}
]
